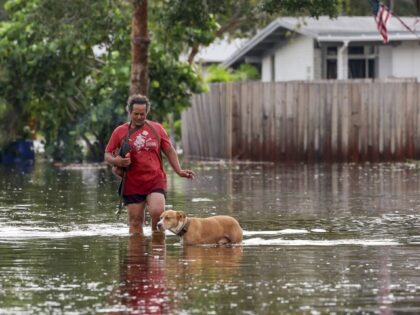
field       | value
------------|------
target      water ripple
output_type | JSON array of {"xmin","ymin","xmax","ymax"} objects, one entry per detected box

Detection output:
[
  {"xmin": 243, "ymin": 237, "xmax": 400, "ymax": 246},
  {"xmin": 0, "ymin": 223, "xmax": 400, "ymax": 247},
  {"xmin": 244, "ymin": 228, "xmax": 327, "ymax": 236},
  {"xmin": 0, "ymin": 223, "xmax": 130, "ymax": 240}
]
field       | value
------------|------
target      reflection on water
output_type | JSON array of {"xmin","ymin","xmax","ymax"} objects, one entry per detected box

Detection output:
[
  {"xmin": 180, "ymin": 245, "xmax": 243, "ymax": 279},
  {"xmin": 1, "ymin": 161, "xmax": 420, "ymax": 314},
  {"xmin": 108, "ymin": 234, "xmax": 171, "ymax": 315}
]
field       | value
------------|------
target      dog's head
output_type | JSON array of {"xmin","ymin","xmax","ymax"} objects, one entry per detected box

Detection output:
[{"xmin": 157, "ymin": 210, "xmax": 186, "ymax": 232}]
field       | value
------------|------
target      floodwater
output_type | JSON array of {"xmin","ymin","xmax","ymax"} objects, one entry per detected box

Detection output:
[{"xmin": 1, "ymin": 160, "xmax": 420, "ymax": 314}]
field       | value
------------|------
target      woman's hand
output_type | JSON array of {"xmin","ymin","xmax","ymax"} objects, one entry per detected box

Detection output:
[
  {"xmin": 162, "ymin": 146, "xmax": 195, "ymax": 180},
  {"xmin": 178, "ymin": 169, "xmax": 195, "ymax": 179},
  {"xmin": 115, "ymin": 153, "xmax": 131, "ymax": 168}
]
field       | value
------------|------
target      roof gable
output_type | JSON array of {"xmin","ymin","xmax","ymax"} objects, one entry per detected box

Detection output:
[{"xmin": 224, "ymin": 16, "xmax": 420, "ymax": 67}]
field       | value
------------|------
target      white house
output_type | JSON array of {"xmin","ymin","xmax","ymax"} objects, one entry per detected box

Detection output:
[{"xmin": 223, "ymin": 16, "xmax": 420, "ymax": 81}]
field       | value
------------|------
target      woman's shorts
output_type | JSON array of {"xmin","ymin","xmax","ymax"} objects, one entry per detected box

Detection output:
[{"xmin": 123, "ymin": 189, "xmax": 166, "ymax": 205}]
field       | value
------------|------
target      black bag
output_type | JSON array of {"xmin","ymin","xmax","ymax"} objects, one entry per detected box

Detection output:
[
  {"xmin": 118, "ymin": 123, "xmax": 139, "ymax": 157},
  {"xmin": 116, "ymin": 123, "xmax": 140, "ymax": 197},
  {"xmin": 118, "ymin": 139, "xmax": 131, "ymax": 157}
]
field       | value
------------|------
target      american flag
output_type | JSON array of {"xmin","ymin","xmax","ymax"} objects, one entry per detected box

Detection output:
[{"xmin": 370, "ymin": 0, "xmax": 391, "ymax": 43}]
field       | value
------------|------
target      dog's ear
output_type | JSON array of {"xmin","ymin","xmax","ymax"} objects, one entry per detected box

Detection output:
[{"xmin": 176, "ymin": 211, "xmax": 186, "ymax": 220}]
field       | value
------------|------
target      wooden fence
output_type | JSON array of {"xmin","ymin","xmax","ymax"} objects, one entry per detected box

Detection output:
[{"xmin": 181, "ymin": 81, "xmax": 420, "ymax": 162}]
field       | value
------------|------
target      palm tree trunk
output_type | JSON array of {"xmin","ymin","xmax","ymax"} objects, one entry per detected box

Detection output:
[
  {"xmin": 415, "ymin": 0, "xmax": 420, "ymax": 15},
  {"xmin": 130, "ymin": 0, "xmax": 150, "ymax": 96}
]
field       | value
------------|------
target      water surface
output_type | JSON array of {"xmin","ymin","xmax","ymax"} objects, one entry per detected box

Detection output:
[{"xmin": 1, "ymin": 161, "xmax": 420, "ymax": 314}]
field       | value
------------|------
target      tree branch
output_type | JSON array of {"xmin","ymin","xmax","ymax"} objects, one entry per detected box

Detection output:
[
  {"xmin": 187, "ymin": 45, "xmax": 199, "ymax": 64},
  {"xmin": 81, "ymin": 134, "xmax": 95, "ymax": 153}
]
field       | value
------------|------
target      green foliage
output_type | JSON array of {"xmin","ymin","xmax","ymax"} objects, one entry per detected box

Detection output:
[
  {"xmin": 344, "ymin": 0, "xmax": 418, "ymax": 16},
  {"xmin": 259, "ymin": 0, "xmax": 418, "ymax": 17},
  {"xmin": 0, "ymin": 0, "xmax": 205, "ymax": 161},
  {"xmin": 0, "ymin": 99, "xmax": 14, "ymax": 146},
  {"xmin": 162, "ymin": 118, "xmax": 182, "ymax": 143},
  {"xmin": 0, "ymin": 0, "xmax": 7, "ymax": 21},
  {"xmin": 205, "ymin": 64, "xmax": 260, "ymax": 83},
  {"xmin": 205, "ymin": 65, "xmax": 234, "ymax": 83},
  {"xmin": 148, "ymin": 43, "xmax": 205, "ymax": 120},
  {"xmin": 260, "ymin": 0, "xmax": 344, "ymax": 16},
  {"xmin": 232, "ymin": 64, "xmax": 260, "ymax": 81},
  {"xmin": 0, "ymin": 0, "xmax": 123, "ymax": 160},
  {"xmin": 0, "ymin": 0, "xmax": 357, "ymax": 162},
  {"xmin": 151, "ymin": 0, "xmax": 219, "ymax": 49}
]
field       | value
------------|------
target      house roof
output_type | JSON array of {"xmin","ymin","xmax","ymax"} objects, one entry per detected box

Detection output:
[{"xmin": 224, "ymin": 16, "xmax": 420, "ymax": 67}]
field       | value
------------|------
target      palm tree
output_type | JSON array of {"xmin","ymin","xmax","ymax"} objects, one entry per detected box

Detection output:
[{"xmin": 130, "ymin": 0, "xmax": 149, "ymax": 96}]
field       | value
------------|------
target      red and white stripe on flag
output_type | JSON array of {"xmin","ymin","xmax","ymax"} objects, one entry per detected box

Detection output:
[{"xmin": 375, "ymin": 4, "xmax": 391, "ymax": 43}]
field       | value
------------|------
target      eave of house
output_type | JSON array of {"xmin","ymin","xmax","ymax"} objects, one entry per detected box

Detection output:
[{"xmin": 224, "ymin": 16, "xmax": 420, "ymax": 67}]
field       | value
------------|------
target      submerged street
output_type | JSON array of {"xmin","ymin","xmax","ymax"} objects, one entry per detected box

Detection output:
[{"xmin": 1, "ymin": 161, "xmax": 420, "ymax": 314}]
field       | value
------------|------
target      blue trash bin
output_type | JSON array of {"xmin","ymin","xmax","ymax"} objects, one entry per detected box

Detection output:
[
  {"xmin": 15, "ymin": 139, "xmax": 35, "ymax": 161},
  {"xmin": 0, "ymin": 140, "xmax": 35, "ymax": 164}
]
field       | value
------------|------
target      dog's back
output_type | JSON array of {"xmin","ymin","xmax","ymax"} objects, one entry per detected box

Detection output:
[{"xmin": 184, "ymin": 215, "xmax": 243, "ymax": 245}]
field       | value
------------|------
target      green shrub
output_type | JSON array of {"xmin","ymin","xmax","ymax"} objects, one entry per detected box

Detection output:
[{"xmin": 205, "ymin": 63, "xmax": 259, "ymax": 83}]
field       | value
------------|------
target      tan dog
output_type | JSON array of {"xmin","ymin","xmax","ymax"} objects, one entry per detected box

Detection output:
[{"xmin": 157, "ymin": 210, "xmax": 243, "ymax": 245}]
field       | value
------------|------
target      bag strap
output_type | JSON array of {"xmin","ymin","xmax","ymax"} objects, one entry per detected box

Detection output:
[
  {"xmin": 116, "ymin": 122, "xmax": 141, "ymax": 217},
  {"xmin": 145, "ymin": 120, "xmax": 163, "ymax": 166},
  {"xmin": 123, "ymin": 122, "xmax": 140, "ymax": 144},
  {"xmin": 121, "ymin": 121, "xmax": 162, "ymax": 156},
  {"xmin": 123, "ymin": 120, "xmax": 160, "ymax": 145},
  {"xmin": 145, "ymin": 120, "xmax": 161, "ymax": 147}
]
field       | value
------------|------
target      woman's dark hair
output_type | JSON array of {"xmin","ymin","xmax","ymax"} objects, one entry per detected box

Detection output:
[{"xmin": 126, "ymin": 94, "xmax": 150, "ymax": 113}]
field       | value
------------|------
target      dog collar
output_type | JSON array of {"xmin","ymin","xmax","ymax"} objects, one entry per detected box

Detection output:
[{"xmin": 174, "ymin": 218, "xmax": 190, "ymax": 237}]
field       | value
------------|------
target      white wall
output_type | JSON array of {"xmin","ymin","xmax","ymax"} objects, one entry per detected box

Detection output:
[
  {"xmin": 392, "ymin": 41, "xmax": 420, "ymax": 80},
  {"xmin": 273, "ymin": 35, "xmax": 314, "ymax": 81},
  {"xmin": 261, "ymin": 56, "xmax": 272, "ymax": 82},
  {"xmin": 378, "ymin": 45, "xmax": 393, "ymax": 78},
  {"xmin": 260, "ymin": 38, "xmax": 420, "ymax": 81}
]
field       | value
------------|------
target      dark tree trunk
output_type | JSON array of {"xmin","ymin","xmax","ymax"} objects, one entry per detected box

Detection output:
[
  {"xmin": 130, "ymin": 0, "xmax": 150, "ymax": 96},
  {"xmin": 415, "ymin": 0, "xmax": 420, "ymax": 15}
]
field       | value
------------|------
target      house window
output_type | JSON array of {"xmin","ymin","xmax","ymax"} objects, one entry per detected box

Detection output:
[
  {"xmin": 326, "ymin": 60, "xmax": 337, "ymax": 79},
  {"xmin": 325, "ymin": 46, "xmax": 337, "ymax": 79},
  {"xmin": 348, "ymin": 45, "xmax": 377, "ymax": 79}
]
